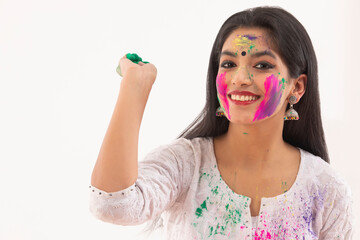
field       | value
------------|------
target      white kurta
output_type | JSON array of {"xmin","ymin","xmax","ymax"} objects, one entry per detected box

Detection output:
[{"xmin": 89, "ymin": 137, "xmax": 354, "ymax": 239}]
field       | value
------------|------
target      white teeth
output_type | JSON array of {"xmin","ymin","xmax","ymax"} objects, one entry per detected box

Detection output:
[{"xmin": 230, "ymin": 95, "xmax": 259, "ymax": 101}]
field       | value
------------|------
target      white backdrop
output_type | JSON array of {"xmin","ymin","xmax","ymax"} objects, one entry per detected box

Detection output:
[{"xmin": 0, "ymin": 0, "xmax": 359, "ymax": 239}]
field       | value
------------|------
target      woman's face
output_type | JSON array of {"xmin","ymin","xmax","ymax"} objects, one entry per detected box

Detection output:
[{"xmin": 216, "ymin": 27, "xmax": 295, "ymax": 124}]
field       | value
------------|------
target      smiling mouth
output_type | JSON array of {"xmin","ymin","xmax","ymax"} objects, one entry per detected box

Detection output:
[
  {"xmin": 228, "ymin": 94, "xmax": 261, "ymax": 102},
  {"xmin": 227, "ymin": 94, "xmax": 261, "ymax": 106}
]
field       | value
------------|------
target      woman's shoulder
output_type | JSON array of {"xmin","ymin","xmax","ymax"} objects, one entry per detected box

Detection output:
[
  {"xmin": 174, "ymin": 136, "xmax": 212, "ymax": 144},
  {"xmin": 299, "ymin": 148, "xmax": 352, "ymax": 201},
  {"xmin": 143, "ymin": 136, "xmax": 212, "ymax": 160},
  {"xmin": 166, "ymin": 136, "xmax": 213, "ymax": 152}
]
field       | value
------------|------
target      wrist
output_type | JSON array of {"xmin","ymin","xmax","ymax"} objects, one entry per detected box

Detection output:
[{"xmin": 120, "ymin": 75, "xmax": 153, "ymax": 97}]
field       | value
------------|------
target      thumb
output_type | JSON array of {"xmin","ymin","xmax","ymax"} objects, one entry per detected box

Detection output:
[{"xmin": 117, "ymin": 56, "xmax": 135, "ymax": 77}]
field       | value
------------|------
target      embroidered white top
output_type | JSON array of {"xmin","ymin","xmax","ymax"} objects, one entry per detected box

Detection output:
[{"xmin": 89, "ymin": 137, "xmax": 354, "ymax": 239}]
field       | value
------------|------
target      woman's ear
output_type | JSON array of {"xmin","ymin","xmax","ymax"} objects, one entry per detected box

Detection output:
[{"xmin": 291, "ymin": 74, "xmax": 307, "ymax": 103}]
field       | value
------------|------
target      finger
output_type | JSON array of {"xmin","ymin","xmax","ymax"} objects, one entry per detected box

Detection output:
[{"xmin": 119, "ymin": 57, "xmax": 134, "ymax": 70}]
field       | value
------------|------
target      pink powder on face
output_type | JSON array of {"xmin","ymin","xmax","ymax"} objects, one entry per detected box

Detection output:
[
  {"xmin": 216, "ymin": 72, "xmax": 231, "ymax": 119},
  {"xmin": 253, "ymin": 74, "xmax": 284, "ymax": 121}
]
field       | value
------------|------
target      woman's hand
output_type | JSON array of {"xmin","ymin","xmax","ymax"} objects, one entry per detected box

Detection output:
[{"xmin": 118, "ymin": 55, "xmax": 157, "ymax": 90}]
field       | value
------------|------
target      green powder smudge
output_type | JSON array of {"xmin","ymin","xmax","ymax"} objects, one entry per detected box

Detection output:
[
  {"xmin": 211, "ymin": 186, "xmax": 219, "ymax": 195},
  {"xmin": 195, "ymin": 200, "xmax": 208, "ymax": 217},
  {"xmin": 208, "ymin": 226, "xmax": 214, "ymax": 237}
]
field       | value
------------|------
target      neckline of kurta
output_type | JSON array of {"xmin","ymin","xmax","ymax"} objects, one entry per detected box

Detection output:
[{"xmin": 209, "ymin": 137, "xmax": 305, "ymax": 204}]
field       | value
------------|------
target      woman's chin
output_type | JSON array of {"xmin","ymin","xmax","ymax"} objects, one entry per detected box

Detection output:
[{"xmin": 225, "ymin": 114, "xmax": 258, "ymax": 125}]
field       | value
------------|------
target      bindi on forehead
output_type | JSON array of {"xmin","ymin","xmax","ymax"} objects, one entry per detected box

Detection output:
[{"xmin": 224, "ymin": 33, "xmax": 275, "ymax": 59}]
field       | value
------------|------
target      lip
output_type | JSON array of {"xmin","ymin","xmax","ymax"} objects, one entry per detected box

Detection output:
[
  {"xmin": 227, "ymin": 91, "xmax": 261, "ymax": 105},
  {"xmin": 227, "ymin": 90, "xmax": 259, "ymax": 96}
]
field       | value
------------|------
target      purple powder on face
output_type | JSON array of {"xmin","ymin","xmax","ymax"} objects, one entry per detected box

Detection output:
[
  {"xmin": 216, "ymin": 72, "xmax": 231, "ymax": 120},
  {"xmin": 253, "ymin": 74, "xmax": 284, "ymax": 121},
  {"xmin": 242, "ymin": 34, "xmax": 257, "ymax": 40}
]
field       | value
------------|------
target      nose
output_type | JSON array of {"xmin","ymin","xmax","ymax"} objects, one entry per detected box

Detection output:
[{"xmin": 231, "ymin": 66, "xmax": 252, "ymax": 86}]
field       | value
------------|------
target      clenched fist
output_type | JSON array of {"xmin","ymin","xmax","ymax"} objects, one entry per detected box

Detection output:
[{"xmin": 118, "ymin": 55, "xmax": 157, "ymax": 89}]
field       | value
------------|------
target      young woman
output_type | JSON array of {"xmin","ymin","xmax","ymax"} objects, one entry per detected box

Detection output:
[{"xmin": 89, "ymin": 6, "xmax": 354, "ymax": 239}]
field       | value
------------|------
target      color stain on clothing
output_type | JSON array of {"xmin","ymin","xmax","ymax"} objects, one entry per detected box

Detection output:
[
  {"xmin": 216, "ymin": 72, "xmax": 231, "ymax": 119},
  {"xmin": 195, "ymin": 200, "xmax": 208, "ymax": 217},
  {"xmin": 253, "ymin": 74, "xmax": 285, "ymax": 121},
  {"xmin": 191, "ymin": 144, "xmax": 332, "ymax": 239},
  {"xmin": 193, "ymin": 166, "xmax": 249, "ymax": 238},
  {"xmin": 254, "ymin": 229, "xmax": 274, "ymax": 239}
]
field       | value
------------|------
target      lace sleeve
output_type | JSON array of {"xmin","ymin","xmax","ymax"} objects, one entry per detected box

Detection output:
[
  {"xmin": 319, "ymin": 180, "xmax": 354, "ymax": 239},
  {"xmin": 89, "ymin": 138, "xmax": 195, "ymax": 226}
]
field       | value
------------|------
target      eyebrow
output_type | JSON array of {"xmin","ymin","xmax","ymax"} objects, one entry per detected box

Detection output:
[{"xmin": 221, "ymin": 50, "xmax": 277, "ymax": 59}]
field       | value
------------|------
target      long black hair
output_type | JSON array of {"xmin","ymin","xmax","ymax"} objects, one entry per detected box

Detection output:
[{"xmin": 177, "ymin": 6, "xmax": 329, "ymax": 163}]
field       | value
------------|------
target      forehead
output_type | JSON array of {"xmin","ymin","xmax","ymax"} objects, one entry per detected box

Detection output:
[{"xmin": 222, "ymin": 27, "xmax": 272, "ymax": 51}]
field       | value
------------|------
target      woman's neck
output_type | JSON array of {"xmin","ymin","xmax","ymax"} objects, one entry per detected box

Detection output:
[{"xmin": 218, "ymin": 109, "xmax": 291, "ymax": 170}]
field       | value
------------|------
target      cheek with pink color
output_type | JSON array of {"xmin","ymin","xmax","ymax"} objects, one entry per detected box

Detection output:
[
  {"xmin": 253, "ymin": 74, "xmax": 285, "ymax": 121},
  {"xmin": 216, "ymin": 72, "xmax": 231, "ymax": 120}
]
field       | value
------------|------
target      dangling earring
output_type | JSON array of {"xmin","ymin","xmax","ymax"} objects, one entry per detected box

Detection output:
[
  {"xmin": 284, "ymin": 95, "xmax": 299, "ymax": 120},
  {"xmin": 216, "ymin": 106, "xmax": 225, "ymax": 117}
]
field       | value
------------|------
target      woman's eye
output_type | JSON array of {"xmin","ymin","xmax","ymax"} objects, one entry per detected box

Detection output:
[
  {"xmin": 254, "ymin": 62, "xmax": 274, "ymax": 70},
  {"xmin": 220, "ymin": 61, "xmax": 236, "ymax": 68}
]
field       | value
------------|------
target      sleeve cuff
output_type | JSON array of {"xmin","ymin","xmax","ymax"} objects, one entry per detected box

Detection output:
[{"xmin": 88, "ymin": 182, "xmax": 138, "ymax": 199}]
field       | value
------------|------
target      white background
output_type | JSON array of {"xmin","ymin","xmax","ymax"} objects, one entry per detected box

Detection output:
[{"xmin": 0, "ymin": 0, "xmax": 359, "ymax": 239}]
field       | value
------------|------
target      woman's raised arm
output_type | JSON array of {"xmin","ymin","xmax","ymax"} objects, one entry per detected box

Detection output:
[{"xmin": 90, "ymin": 56, "xmax": 157, "ymax": 192}]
